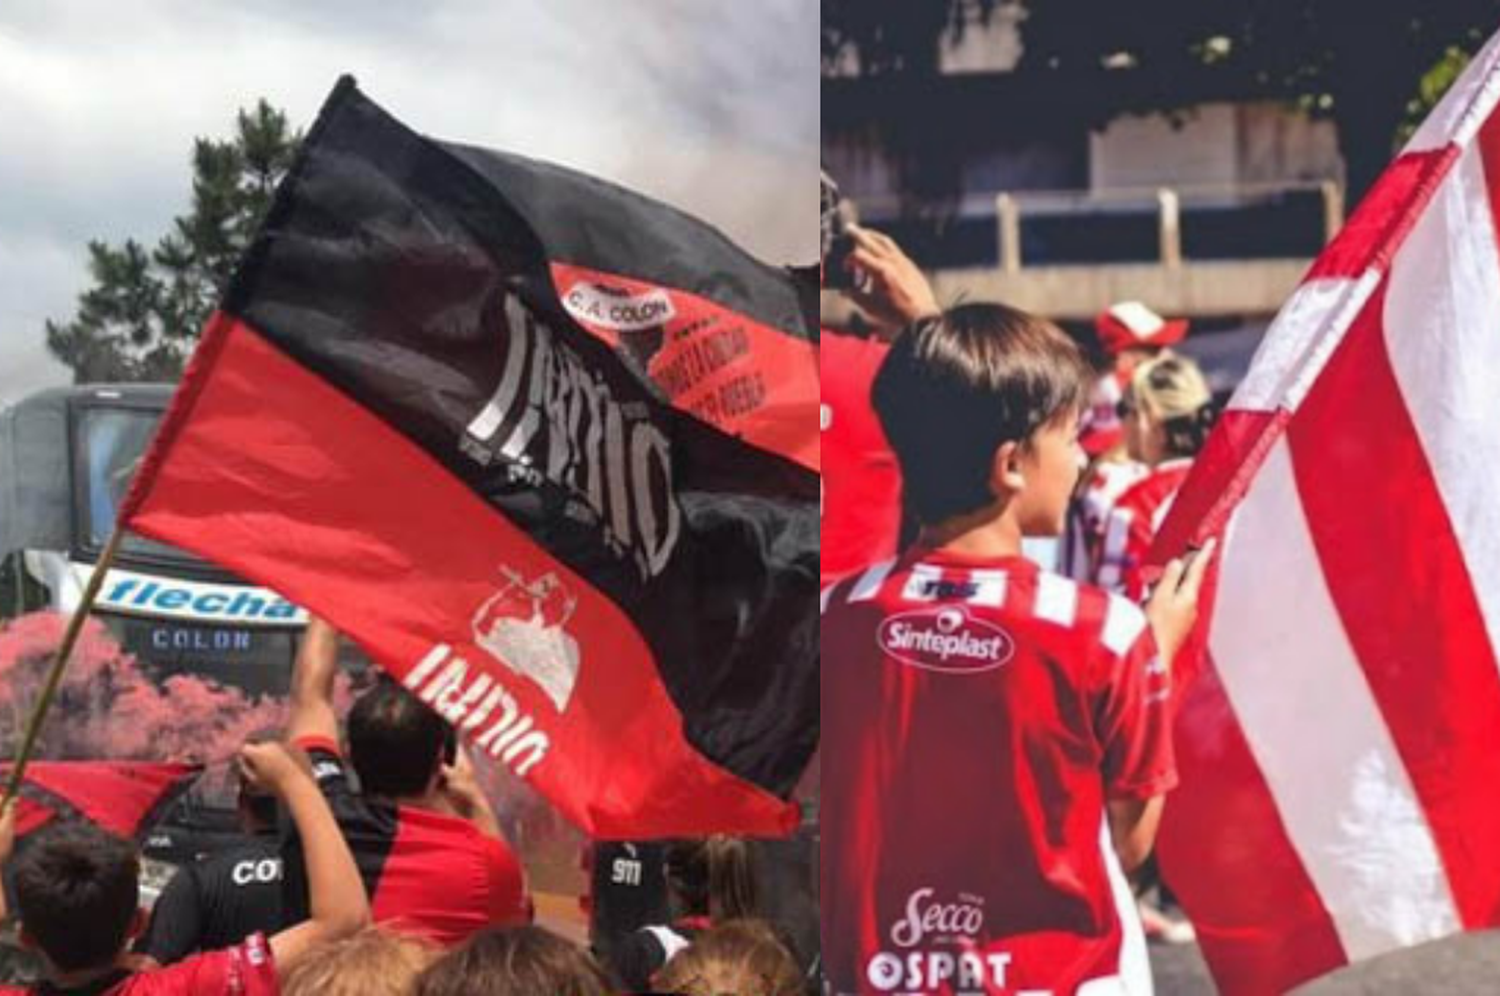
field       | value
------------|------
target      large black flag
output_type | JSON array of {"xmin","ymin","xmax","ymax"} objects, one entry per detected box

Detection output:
[{"xmin": 123, "ymin": 77, "xmax": 818, "ymax": 838}]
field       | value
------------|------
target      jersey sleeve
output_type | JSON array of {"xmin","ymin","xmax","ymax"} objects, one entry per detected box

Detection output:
[
  {"xmin": 136, "ymin": 863, "xmax": 207, "ymax": 965},
  {"xmin": 134, "ymin": 933, "xmax": 279, "ymax": 996},
  {"xmin": 292, "ymin": 735, "xmax": 354, "ymax": 801},
  {"xmin": 1092, "ymin": 598, "xmax": 1177, "ymax": 801}
]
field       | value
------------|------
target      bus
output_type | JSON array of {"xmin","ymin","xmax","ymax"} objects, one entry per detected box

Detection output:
[{"xmin": 0, "ymin": 384, "xmax": 310, "ymax": 864}]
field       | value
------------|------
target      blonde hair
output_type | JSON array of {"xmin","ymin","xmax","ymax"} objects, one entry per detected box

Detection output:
[
  {"xmin": 653, "ymin": 919, "xmax": 803, "ymax": 996},
  {"xmin": 1127, "ymin": 351, "xmax": 1215, "ymax": 457},
  {"xmin": 282, "ymin": 927, "xmax": 439, "ymax": 996}
]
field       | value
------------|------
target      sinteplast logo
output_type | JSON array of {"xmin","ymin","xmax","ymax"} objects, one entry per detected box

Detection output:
[{"xmin": 877, "ymin": 605, "xmax": 1015, "ymax": 674}]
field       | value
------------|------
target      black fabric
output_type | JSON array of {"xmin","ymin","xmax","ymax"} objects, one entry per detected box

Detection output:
[
  {"xmin": 609, "ymin": 922, "xmax": 703, "ymax": 994},
  {"xmin": 588, "ymin": 841, "xmax": 669, "ymax": 967},
  {"xmin": 276, "ymin": 744, "xmax": 398, "ymax": 927},
  {"xmin": 29, "ymin": 970, "xmax": 131, "ymax": 996},
  {"xmin": 223, "ymin": 77, "xmax": 818, "ymax": 797},
  {"xmin": 136, "ymin": 836, "xmax": 282, "ymax": 965}
]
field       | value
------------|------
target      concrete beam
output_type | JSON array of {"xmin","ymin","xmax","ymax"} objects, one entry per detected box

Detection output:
[{"xmin": 822, "ymin": 259, "xmax": 1312, "ymax": 326}]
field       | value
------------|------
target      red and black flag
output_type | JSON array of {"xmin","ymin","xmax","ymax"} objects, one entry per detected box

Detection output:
[
  {"xmin": 120, "ymin": 78, "xmax": 817, "ymax": 839},
  {"xmin": 2, "ymin": 762, "xmax": 200, "ymax": 842}
]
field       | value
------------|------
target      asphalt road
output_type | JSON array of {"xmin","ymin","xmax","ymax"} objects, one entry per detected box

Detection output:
[{"xmin": 1151, "ymin": 931, "xmax": 1500, "ymax": 994}]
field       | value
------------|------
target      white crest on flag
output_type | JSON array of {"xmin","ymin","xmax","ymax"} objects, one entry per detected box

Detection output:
[{"xmin": 472, "ymin": 566, "xmax": 582, "ymax": 713}]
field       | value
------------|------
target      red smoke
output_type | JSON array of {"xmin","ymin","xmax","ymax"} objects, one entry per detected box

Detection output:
[{"xmin": 0, "ymin": 612, "xmax": 287, "ymax": 765}]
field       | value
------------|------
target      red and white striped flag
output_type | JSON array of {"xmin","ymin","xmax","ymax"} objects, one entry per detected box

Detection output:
[{"xmin": 1148, "ymin": 29, "xmax": 1500, "ymax": 996}]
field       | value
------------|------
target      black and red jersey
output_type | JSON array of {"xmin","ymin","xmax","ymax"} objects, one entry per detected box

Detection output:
[
  {"xmin": 820, "ymin": 550, "xmax": 1174, "ymax": 995},
  {"xmin": 281, "ymin": 737, "xmax": 530, "ymax": 946}
]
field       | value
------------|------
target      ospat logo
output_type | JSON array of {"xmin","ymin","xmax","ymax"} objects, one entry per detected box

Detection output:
[{"xmin": 878, "ymin": 605, "xmax": 1015, "ymax": 674}]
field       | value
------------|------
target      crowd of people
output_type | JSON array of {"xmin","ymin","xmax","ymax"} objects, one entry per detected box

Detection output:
[{"xmin": 0, "ymin": 614, "xmax": 815, "ymax": 995}]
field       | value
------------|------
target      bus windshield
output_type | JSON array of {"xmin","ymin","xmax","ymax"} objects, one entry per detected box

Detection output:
[{"xmin": 76, "ymin": 405, "xmax": 203, "ymax": 566}]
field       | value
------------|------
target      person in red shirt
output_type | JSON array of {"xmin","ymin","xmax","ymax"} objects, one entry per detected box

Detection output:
[
  {"xmin": 821, "ymin": 303, "xmax": 1212, "ymax": 996},
  {"xmin": 1095, "ymin": 353, "xmax": 1218, "ymax": 602},
  {"xmin": 0, "ymin": 741, "xmax": 368, "ymax": 995},
  {"xmin": 281, "ymin": 619, "xmax": 530, "ymax": 947},
  {"xmin": 820, "ymin": 171, "xmax": 939, "ymax": 585}
]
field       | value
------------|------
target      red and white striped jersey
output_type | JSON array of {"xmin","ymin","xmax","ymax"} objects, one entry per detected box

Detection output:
[
  {"xmin": 1094, "ymin": 459, "xmax": 1193, "ymax": 600},
  {"xmin": 820, "ymin": 549, "xmax": 1174, "ymax": 996},
  {"xmin": 1063, "ymin": 459, "xmax": 1149, "ymax": 582}
]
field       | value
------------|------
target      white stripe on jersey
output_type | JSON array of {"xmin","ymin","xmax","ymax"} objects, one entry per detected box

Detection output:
[
  {"xmin": 1034, "ymin": 573, "xmax": 1081, "ymax": 627},
  {"xmin": 1097, "ymin": 507, "xmax": 1135, "ymax": 590},
  {"xmin": 1096, "ymin": 814, "xmax": 1152, "ymax": 996},
  {"xmin": 820, "ymin": 585, "xmax": 836, "ymax": 616},
  {"xmin": 848, "ymin": 559, "xmax": 896, "ymax": 603},
  {"xmin": 966, "ymin": 569, "xmax": 1008, "ymax": 607},
  {"xmin": 1101, "ymin": 595, "xmax": 1148, "ymax": 656}
]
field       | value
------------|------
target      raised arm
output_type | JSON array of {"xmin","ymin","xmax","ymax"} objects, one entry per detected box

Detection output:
[
  {"xmin": 240, "ymin": 742, "xmax": 368, "ymax": 977},
  {"xmin": 287, "ymin": 616, "xmax": 341, "ymax": 746}
]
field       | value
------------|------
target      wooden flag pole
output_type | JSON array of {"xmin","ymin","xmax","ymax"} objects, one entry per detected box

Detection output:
[{"xmin": 5, "ymin": 526, "xmax": 128, "ymax": 800}]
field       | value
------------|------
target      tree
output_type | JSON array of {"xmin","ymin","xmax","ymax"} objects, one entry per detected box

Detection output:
[
  {"xmin": 822, "ymin": 0, "xmax": 1500, "ymax": 206},
  {"xmin": 46, "ymin": 101, "xmax": 301, "ymax": 383}
]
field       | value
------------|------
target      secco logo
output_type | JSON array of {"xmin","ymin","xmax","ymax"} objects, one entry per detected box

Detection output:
[
  {"xmin": 878, "ymin": 606, "xmax": 1014, "ymax": 674},
  {"xmin": 865, "ymin": 888, "xmax": 1017, "ymax": 995}
]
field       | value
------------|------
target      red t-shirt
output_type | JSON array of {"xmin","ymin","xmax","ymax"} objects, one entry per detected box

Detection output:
[
  {"xmin": 820, "ymin": 550, "xmax": 1175, "ymax": 996},
  {"xmin": 0, "ymin": 934, "xmax": 278, "ymax": 996},
  {"xmin": 283, "ymin": 737, "xmax": 530, "ymax": 947},
  {"xmin": 821, "ymin": 331, "xmax": 902, "ymax": 586},
  {"xmin": 1093, "ymin": 459, "xmax": 1193, "ymax": 600}
]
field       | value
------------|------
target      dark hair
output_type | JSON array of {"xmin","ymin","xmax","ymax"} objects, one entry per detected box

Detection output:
[
  {"xmin": 872, "ymin": 303, "xmax": 1091, "ymax": 524},
  {"xmin": 347, "ymin": 678, "xmax": 449, "ymax": 798},
  {"xmin": 12, "ymin": 823, "xmax": 140, "ymax": 972},
  {"xmin": 666, "ymin": 836, "xmax": 759, "ymax": 922},
  {"xmin": 412, "ymin": 926, "xmax": 610, "ymax": 996},
  {"xmin": 653, "ymin": 919, "xmax": 804, "ymax": 996}
]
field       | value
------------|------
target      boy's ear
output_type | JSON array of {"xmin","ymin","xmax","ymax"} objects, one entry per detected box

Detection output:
[{"xmin": 991, "ymin": 440, "xmax": 1026, "ymax": 495}]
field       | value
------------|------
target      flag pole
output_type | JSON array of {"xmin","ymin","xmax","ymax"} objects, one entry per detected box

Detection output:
[{"xmin": 5, "ymin": 525, "xmax": 127, "ymax": 800}]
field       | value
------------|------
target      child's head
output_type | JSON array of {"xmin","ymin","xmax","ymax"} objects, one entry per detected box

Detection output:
[
  {"xmin": 282, "ymin": 927, "xmax": 438, "ymax": 996},
  {"xmin": 1120, "ymin": 351, "xmax": 1215, "ymax": 465},
  {"xmin": 872, "ymin": 303, "xmax": 1092, "ymax": 536},
  {"xmin": 11, "ymin": 822, "xmax": 142, "ymax": 973},
  {"xmin": 412, "ymin": 926, "xmax": 610, "ymax": 996},
  {"xmin": 652, "ymin": 919, "xmax": 804, "ymax": 996}
]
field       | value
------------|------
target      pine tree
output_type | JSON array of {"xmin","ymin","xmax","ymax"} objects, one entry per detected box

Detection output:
[{"xmin": 45, "ymin": 100, "xmax": 300, "ymax": 383}]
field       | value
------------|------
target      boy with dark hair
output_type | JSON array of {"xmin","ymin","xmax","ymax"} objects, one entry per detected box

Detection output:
[
  {"xmin": 0, "ymin": 741, "xmax": 368, "ymax": 995},
  {"xmin": 820, "ymin": 303, "xmax": 1212, "ymax": 995},
  {"xmin": 281, "ymin": 619, "xmax": 530, "ymax": 947}
]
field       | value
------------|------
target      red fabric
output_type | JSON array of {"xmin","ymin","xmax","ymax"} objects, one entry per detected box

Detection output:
[
  {"xmin": 1141, "ymin": 41, "xmax": 1500, "ymax": 994},
  {"xmin": 1156, "ymin": 659, "xmax": 1349, "ymax": 994},
  {"xmin": 125, "ymin": 315, "xmax": 797, "ymax": 840},
  {"xmin": 0, "ymin": 935, "xmax": 279, "ymax": 996},
  {"xmin": 550, "ymin": 263, "xmax": 819, "ymax": 473},
  {"xmin": 2, "ymin": 762, "xmax": 198, "ymax": 842},
  {"xmin": 371, "ymin": 805, "xmax": 531, "ymax": 945},
  {"xmin": 1093, "ymin": 460, "xmax": 1192, "ymax": 600},
  {"xmin": 820, "ymin": 331, "xmax": 902, "ymax": 586},
  {"xmin": 1289, "ymin": 282, "xmax": 1500, "ymax": 929},
  {"xmin": 821, "ymin": 551, "xmax": 1173, "ymax": 995}
]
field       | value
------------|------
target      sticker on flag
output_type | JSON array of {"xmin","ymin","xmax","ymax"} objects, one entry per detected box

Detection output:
[
  {"xmin": 118, "ymin": 77, "xmax": 818, "ymax": 840},
  {"xmin": 1147, "ymin": 28, "xmax": 1500, "ymax": 996}
]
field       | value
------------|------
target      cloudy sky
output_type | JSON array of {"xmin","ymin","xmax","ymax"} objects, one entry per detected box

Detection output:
[{"xmin": 0, "ymin": 0, "xmax": 816, "ymax": 405}]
